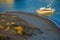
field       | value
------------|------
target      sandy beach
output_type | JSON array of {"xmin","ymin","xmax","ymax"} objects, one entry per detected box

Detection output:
[{"xmin": 0, "ymin": 12, "xmax": 60, "ymax": 40}]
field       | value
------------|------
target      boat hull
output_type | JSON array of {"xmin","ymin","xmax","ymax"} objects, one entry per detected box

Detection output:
[{"xmin": 36, "ymin": 10, "xmax": 55, "ymax": 16}]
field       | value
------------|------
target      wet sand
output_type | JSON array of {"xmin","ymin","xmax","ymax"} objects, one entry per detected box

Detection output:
[{"xmin": 0, "ymin": 12, "xmax": 60, "ymax": 40}]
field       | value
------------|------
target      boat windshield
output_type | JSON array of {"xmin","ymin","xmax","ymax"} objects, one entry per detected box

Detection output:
[{"xmin": 40, "ymin": 7, "xmax": 52, "ymax": 10}]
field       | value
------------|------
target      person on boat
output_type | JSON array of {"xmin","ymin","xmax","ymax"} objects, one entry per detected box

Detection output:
[{"xmin": 39, "ymin": 4, "xmax": 52, "ymax": 11}]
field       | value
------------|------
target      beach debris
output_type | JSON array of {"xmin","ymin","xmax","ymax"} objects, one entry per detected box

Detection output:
[
  {"xmin": 0, "ymin": 14, "xmax": 43, "ymax": 39},
  {"xmin": 0, "ymin": 34, "xmax": 11, "ymax": 40},
  {"xmin": 0, "ymin": 25, "xmax": 4, "ymax": 30}
]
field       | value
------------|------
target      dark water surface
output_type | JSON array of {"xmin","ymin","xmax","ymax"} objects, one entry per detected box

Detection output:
[{"xmin": 0, "ymin": 0, "xmax": 60, "ymax": 28}]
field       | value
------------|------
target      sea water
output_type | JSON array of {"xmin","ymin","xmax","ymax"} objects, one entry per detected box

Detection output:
[{"xmin": 0, "ymin": 0, "xmax": 60, "ymax": 28}]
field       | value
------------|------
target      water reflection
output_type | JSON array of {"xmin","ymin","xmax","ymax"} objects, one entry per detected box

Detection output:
[
  {"xmin": 0, "ymin": 0, "xmax": 14, "ymax": 11},
  {"xmin": 0, "ymin": 0, "xmax": 60, "ymax": 27},
  {"xmin": 0, "ymin": 0, "xmax": 4, "ymax": 11}
]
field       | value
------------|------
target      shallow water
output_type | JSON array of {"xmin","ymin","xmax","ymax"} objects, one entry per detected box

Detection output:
[{"xmin": 0, "ymin": 0, "xmax": 60, "ymax": 28}]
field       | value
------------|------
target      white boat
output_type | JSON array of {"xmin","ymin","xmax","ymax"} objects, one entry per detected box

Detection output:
[{"xmin": 36, "ymin": 4, "xmax": 55, "ymax": 16}]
